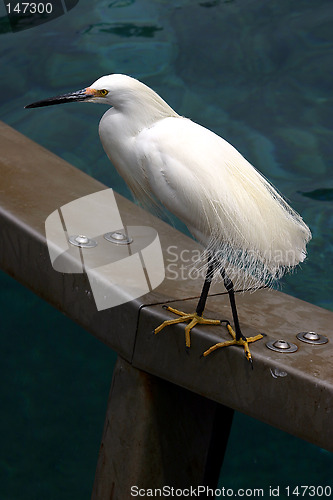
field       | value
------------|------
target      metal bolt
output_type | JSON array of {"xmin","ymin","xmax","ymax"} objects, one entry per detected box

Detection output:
[
  {"xmin": 69, "ymin": 234, "xmax": 98, "ymax": 248},
  {"xmin": 104, "ymin": 230, "xmax": 133, "ymax": 245},
  {"xmin": 274, "ymin": 340, "xmax": 290, "ymax": 349},
  {"xmin": 266, "ymin": 339, "xmax": 298, "ymax": 353},
  {"xmin": 296, "ymin": 331, "xmax": 328, "ymax": 345}
]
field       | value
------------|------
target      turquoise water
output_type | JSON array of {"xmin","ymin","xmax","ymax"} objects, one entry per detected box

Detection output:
[{"xmin": 0, "ymin": 0, "xmax": 332, "ymax": 498}]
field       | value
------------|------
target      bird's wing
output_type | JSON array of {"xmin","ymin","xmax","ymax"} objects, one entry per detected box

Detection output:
[
  {"xmin": 135, "ymin": 116, "xmax": 311, "ymax": 288},
  {"xmin": 134, "ymin": 116, "xmax": 235, "ymax": 238}
]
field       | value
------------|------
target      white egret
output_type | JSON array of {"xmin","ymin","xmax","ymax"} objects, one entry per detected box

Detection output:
[{"xmin": 26, "ymin": 74, "xmax": 312, "ymax": 364}]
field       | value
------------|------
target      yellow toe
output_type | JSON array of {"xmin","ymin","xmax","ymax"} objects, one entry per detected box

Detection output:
[
  {"xmin": 203, "ymin": 323, "xmax": 263, "ymax": 362},
  {"xmin": 154, "ymin": 307, "xmax": 221, "ymax": 348}
]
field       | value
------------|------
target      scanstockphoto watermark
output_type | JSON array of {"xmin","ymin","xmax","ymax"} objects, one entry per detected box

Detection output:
[
  {"xmin": 165, "ymin": 245, "xmax": 204, "ymax": 281},
  {"xmin": 45, "ymin": 189, "xmax": 165, "ymax": 311},
  {"xmin": 130, "ymin": 485, "xmax": 333, "ymax": 497},
  {"xmin": 130, "ymin": 485, "xmax": 265, "ymax": 497},
  {"xmin": 3, "ymin": 0, "xmax": 79, "ymax": 32},
  {"xmin": 44, "ymin": 188, "xmax": 305, "ymax": 312},
  {"xmin": 165, "ymin": 245, "xmax": 303, "ymax": 282}
]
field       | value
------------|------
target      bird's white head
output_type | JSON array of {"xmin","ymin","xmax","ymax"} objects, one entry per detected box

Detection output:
[{"xmin": 25, "ymin": 74, "xmax": 178, "ymax": 124}]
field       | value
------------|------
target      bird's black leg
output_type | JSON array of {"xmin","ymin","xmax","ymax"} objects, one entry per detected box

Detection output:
[
  {"xmin": 154, "ymin": 254, "xmax": 220, "ymax": 348},
  {"xmin": 196, "ymin": 253, "xmax": 216, "ymax": 317},
  {"xmin": 202, "ymin": 267, "xmax": 264, "ymax": 364},
  {"xmin": 219, "ymin": 268, "xmax": 244, "ymax": 342}
]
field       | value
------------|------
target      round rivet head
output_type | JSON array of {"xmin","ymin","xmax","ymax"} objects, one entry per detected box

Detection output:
[
  {"xmin": 266, "ymin": 339, "xmax": 298, "ymax": 353},
  {"xmin": 75, "ymin": 235, "xmax": 89, "ymax": 244},
  {"xmin": 69, "ymin": 234, "xmax": 98, "ymax": 248},
  {"xmin": 273, "ymin": 340, "xmax": 290, "ymax": 349},
  {"xmin": 296, "ymin": 331, "xmax": 328, "ymax": 345},
  {"xmin": 104, "ymin": 231, "xmax": 133, "ymax": 245}
]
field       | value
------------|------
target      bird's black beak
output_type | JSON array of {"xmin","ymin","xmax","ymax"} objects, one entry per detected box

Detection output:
[{"xmin": 25, "ymin": 88, "xmax": 96, "ymax": 108}]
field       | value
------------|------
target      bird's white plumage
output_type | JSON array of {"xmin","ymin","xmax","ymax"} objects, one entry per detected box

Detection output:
[{"xmin": 94, "ymin": 74, "xmax": 311, "ymax": 289}]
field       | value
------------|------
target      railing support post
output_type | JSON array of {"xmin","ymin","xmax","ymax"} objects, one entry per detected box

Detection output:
[{"xmin": 91, "ymin": 357, "xmax": 234, "ymax": 499}]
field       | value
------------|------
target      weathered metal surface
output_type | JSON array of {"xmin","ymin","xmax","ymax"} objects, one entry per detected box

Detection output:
[
  {"xmin": 1, "ymin": 120, "xmax": 333, "ymax": 452},
  {"xmin": 91, "ymin": 356, "xmax": 233, "ymax": 498},
  {"xmin": 134, "ymin": 292, "xmax": 333, "ymax": 451}
]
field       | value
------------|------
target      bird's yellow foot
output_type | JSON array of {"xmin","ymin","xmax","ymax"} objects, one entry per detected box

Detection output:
[
  {"xmin": 154, "ymin": 306, "xmax": 221, "ymax": 348},
  {"xmin": 203, "ymin": 322, "xmax": 263, "ymax": 364}
]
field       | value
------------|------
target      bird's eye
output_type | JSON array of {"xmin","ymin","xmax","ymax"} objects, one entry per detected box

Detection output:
[{"xmin": 99, "ymin": 89, "xmax": 109, "ymax": 96}]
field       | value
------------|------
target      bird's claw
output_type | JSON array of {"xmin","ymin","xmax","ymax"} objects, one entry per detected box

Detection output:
[
  {"xmin": 154, "ymin": 306, "xmax": 221, "ymax": 348},
  {"xmin": 155, "ymin": 306, "xmax": 262, "ymax": 365},
  {"xmin": 203, "ymin": 323, "xmax": 263, "ymax": 364}
]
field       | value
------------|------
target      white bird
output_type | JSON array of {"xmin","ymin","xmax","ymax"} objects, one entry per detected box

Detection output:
[{"xmin": 26, "ymin": 74, "xmax": 312, "ymax": 364}]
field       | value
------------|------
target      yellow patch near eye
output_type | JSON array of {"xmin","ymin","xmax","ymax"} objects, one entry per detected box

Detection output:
[{"xmin": 99, "ymin": 89, "xmax": 108, "ymax": 96}]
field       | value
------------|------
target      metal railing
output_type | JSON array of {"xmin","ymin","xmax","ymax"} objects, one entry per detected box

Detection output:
[{"xmin": 1, "ymin": 121, "xmax": 332, "ymax": 498}]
